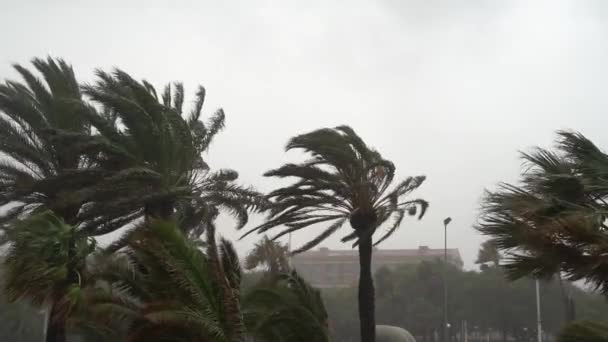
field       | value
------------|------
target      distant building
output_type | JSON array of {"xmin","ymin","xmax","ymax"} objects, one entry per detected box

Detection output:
[{"xmin": 292, "ymin": 246, "xmax": 463, "ymax": 288}]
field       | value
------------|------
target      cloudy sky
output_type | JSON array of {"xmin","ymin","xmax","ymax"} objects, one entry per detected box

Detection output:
[{"xmin": 1, "ymin": 0, "xmax": 607, "ymax": 268}]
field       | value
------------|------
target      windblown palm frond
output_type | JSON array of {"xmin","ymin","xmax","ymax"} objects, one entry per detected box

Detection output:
[
  {"xmin": 85, "ymin": 220, "xmax": 244, "ymax": 342},
  {"xmin": 477, "ymin": 132, "xmax": 608, "ymax": 293},
  {"xmin": 59, "ymin": 70, "xmax": 267, "ymax": 239},
  {"xmin": 0, "ymin": 57, "xmax": 93, "ymax": 227},
  {"xmin": 242, "ymin": 271, "xmax": 329, "ymax": 342},
  {"xmin": 558, "ymin": 131, "xmax": 608, "ymax": 191}
]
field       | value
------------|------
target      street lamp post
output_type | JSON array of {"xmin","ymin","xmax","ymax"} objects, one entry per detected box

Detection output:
[
  {"xmin": 536, "ymin": 279, "xmax": 542, "ymax": 342},
  {"xmin": 443, "ymin": 217, "xmax": 452, "ymax": 342}
]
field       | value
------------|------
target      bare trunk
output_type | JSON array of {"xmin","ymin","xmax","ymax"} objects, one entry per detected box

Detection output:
[
  {"xmin": 358, "ymin": 234, "xmax": 375, "ymax": 342},
  {"xmin": 144, "ymin": 200, "xmax": 175, "ymax": 221},
  {"xmin": 46, "ymin": 303, "xmax": 66, "ymax": 342}
]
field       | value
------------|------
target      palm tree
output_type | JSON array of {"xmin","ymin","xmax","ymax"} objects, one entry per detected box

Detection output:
[
  {"xmin": 243, "ymin": 271, "xmax": 330, "ymax": 342},
  {"xmin": 86, "ymin": 220, "xmax": 328, "ymax": 342},
  {"xmin": 476, "ymin": 133, "xmax": 608, "ymax": 291},
  {"xmin": 241, "ymin": 126, "xmax": 428, "ymax": 342},
  {"xmin": 245, "ymin": 236, "xmax": 290, "ymax": 278},
  {"xmin": 64, "ymin": 69, "xmax": 267, "ymax": 240},
  {"xmin": 0, "ymin": 57, "xmax": 92, "ymax": 229},
  {"xmin": 475, "ymin": 240, "xmax": 501, "ymax": 269},
  {"xmin": 2, "ymin": 211, "xmax": 96, "ymax": 342},
  {"xmin": 86, "ymin": 219, "xmax": 244, "ymax": 342},
  {"xmin": 476, "ymin": 133, "xmax": 608, "ymax": 324}
]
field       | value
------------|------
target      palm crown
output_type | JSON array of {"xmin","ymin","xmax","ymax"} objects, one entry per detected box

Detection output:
[
  {"xmin": 245, "ymin": 236, "xmax": 290, "ymax": 276},
  {"xmin": 0, "ymin": 58, "xmax": 92, "ymax": 228},
  {"xmin": 242, "ymin": 126, "xmax": 428, "ymax": 252},
  {"xmin": 477, "ymin": 131, "xmax": 608, "ymax": 292},
  {"xmin": 60, "ymin": 69, "xmax": 266, "ymax": 238}
]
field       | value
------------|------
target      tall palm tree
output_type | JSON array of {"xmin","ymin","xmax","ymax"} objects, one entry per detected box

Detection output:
[
  {"xmin": 86, "ymin": 219, "xmax": 244, "ymax": 342},
  {"xmin": 62, "ymin": 69, "xmax": 267, "ymax": 239},
  {"xmin": 0, "ymin": 57, "xmax": 93, "ymax": 229},
  {"xmin": 241, "ymin": 126, "xmax": 428, "ymax": 342},
  {"xmin": 245, "ymin": 236, "xmax": 290, "ymax": 277},
  {"xmin": 2, "ymin": 211, "xmax": 96, "ymax": 342}
]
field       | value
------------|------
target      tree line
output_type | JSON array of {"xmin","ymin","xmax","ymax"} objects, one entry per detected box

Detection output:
[{"xmin": 322, "ymin": 259, "xmax": 608, "ymax": 342}]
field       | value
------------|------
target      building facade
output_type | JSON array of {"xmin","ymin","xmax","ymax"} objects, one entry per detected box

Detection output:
[{"xmin": 292, "ymin": 246, "xmax": 463, "ymax": 288}]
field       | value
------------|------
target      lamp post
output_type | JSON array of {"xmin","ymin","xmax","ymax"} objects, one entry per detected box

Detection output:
[{"xmin": 443, "ymin": 217, "xmax": 452, "ymax": 342}]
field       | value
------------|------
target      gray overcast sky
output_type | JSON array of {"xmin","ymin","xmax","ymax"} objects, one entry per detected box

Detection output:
[{"xmin": 1, "ymin": 0, "xmax": 607, "ymax": 268}]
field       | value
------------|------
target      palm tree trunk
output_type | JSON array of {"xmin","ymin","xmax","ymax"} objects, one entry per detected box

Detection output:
[
  {"xmin": 358, "ymin": 235, "xmax": 376, "ymax": 342},
  {"xmin": 144, "ymin": 200, "xmax": 175, "ymax": 221},
  {"xmin": 46, "ymin": 304, "xmax": 66, "ymax": 342}
]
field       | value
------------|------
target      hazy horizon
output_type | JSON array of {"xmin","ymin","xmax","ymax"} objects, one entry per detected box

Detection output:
[{"xmin": 2, "ymin": 0, "xmax": 608, "ymax": 269}]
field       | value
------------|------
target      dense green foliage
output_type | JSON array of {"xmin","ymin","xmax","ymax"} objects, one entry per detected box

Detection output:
[
  {"xmin": 83, "ymin": 219, "xmax": 245, "ymax": 341},
  {"xmin": 323, "ymin": 261, "xmax": 608, "ymax": 342},
  {"xmin": 1, "ymin": 218, "xmax": 330, "ymax": 342},
  {"xmin": 3, "ymin": 211, "xmax": 95, "ymax": 341}
]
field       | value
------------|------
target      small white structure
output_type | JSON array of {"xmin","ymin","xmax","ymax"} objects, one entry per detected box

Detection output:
[{"xmin": 376, "ymin": 325, "xmax": 417, "ymax": 342}]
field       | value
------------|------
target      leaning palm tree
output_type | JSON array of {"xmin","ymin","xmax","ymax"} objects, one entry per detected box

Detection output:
[
  {"xmin": 2, "ymin": 211, "xmax": 96, "ymax": 342},
  {"xmin": 477, "ymin": 135, "xmax": 608, "ymax": 288},
  {"xmin": 64, "ymin": 70, "xmax": 266, "ymax": 239},
  {"xmin": 476, "ymin": 135, "xmax": 608, "ymax": 323},
  {"xmin": 0, "ymin": 57, "xmax": 93, "ymax": 229},
  {"xmin": 245, "ymin": 236, "xmax": 290, "ymax": 278},
  {"xmin": 241, "ymin": 126, "xmax": 428, "ymax": 342}
]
